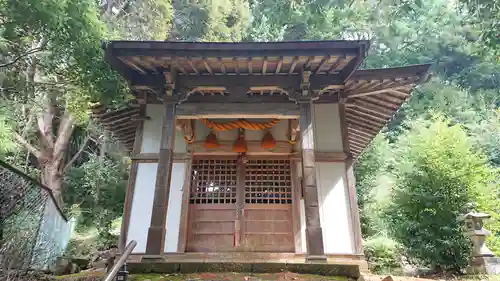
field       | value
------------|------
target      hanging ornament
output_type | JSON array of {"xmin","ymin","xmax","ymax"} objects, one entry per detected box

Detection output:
[
  {"xmin": 232, "ymin": 129, "xmax": 247, "ymax": 153},
  {"xmin": 204, "ymin": 131, "xmax": 218, "ymax": 149},
  {"xmin": 261, "ymin": 130, "xmax": 277, "ymax": 149}
]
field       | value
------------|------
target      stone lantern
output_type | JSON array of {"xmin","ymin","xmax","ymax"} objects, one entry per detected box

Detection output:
[{"xmin": 465, "ymin": 212, "xmax": 500, "ymax": 274}]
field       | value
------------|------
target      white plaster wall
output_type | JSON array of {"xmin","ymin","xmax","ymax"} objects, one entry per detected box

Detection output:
[
  {"xmin": 316, "ymin": 162, "xmax": 354, "ymax": 254},
  {"xmin": 313, "ymin": 104, "xmax": 343, "ymax": 152},
  {"xmin": 310, "ymin": 103, "xmax": 353, "ymax": 254},
  {"xmin": 141, "ymin": 104, "xmax": 186, "ymax": 153},
  {"xmin": 299, "ymin": 198, "xmax": 307, "ymax": 254},
  {"xmin": 127, "ymin": 163, "xmax": 158, "ymax": 253},
  {"xmin": 164, "ymin": 162, "xmax": 186, "ymax": 252}
]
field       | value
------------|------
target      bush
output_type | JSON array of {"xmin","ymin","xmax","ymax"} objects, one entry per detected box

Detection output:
[
  {"xmin": 364, "ymin": 236, "xmax": 401, "ymax": 274},
  {"xmin": 386, "ymin": 117, "xmax": 496, "ymax": 272}
]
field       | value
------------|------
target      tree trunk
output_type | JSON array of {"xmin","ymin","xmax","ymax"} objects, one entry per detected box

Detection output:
[{"xmin": 41, "ymin": 161, "xmax": 63, "ymax": 206}]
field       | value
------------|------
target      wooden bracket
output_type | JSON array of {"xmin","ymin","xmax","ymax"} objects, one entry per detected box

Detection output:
[
  {"xmin": 176, "ymin": 119, "xmax": 195, "ymax": 143},
  {"xmin": 288, "ymin": 119, "xmax": 300, "ymax": 144}
]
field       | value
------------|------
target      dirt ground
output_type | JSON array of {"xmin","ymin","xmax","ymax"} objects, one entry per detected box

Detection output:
[{"xmin": 55, "ymin": 271, "xmax": 497, "ymax": 281}]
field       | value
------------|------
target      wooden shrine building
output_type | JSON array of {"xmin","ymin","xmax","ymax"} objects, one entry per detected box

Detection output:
[{"xmin": 94, "ymin": 40, "xmax": 430, "ymax": 276}]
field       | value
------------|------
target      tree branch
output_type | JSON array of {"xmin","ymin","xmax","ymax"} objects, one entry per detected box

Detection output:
[
  {"xmin": 53, "ymin": 113, "xmax": 75, "ymax": 162},
  {"xmin": 13, "ymin": 131, "xmax": 42, "ymax": 159},
  {"xmin": 0, "ymin": 47, "xmax": 43, "ymax": 68},
  {"xmin": 63, "ymin": 135, "xmax": 90, "ymax": 173},
  {"xmin": 38, "ymin": 93, "xmax": 56, "ymax": 151}
]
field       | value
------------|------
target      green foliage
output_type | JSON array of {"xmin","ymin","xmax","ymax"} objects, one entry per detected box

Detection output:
[
  {"xmin": 0, "ymin": 113, "xmax": 18, "ymax": 156},
  {"xmin": 108, "ymin": 0, "xmax": 173, "ymax": 40},
  {"xmin": 355, "ymin": 135, "xmax": 393, "ymax": 237},
  {"xmin": 63, "ymin": 155, "xmax": 128, "ymax": 242},
  {"xmin": 170, "ymin": 0, "xmax": 250, "ymax": 41},
  {"xmin": 459, "ymin": 0, "xmax": 500, "ymax": 57},
  {"xmin": 364, "ymin": 236, "xmax": 401, "ymax": 274},
  {"xmin": 386, "ymin": 117, "xmax": 496, "ymax": 271}
]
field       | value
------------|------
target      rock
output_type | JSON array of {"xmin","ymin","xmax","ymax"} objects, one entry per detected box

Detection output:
[{"xmin": 381, "ymin": 276, "xmax": 393, "ymax": 281}]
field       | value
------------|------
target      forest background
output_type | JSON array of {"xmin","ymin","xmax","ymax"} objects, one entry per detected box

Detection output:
[{"xmin": 0, "ymin": 0, "xmax": 499, "ymax": 273}]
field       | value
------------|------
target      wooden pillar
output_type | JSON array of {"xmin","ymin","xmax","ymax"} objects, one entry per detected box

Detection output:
[
  {"xmin": 339, "ymin": 92, "xmax": 363, "ymax": 255},
  {"xmin": 145, "ymin": 100, "xmax": 177, "ymax": 255},
  {"xmin": 346, "ymin": 163, "xmax": 363, "ymax": 254},
  {"xmin": 119, "ymin": 103, "xmax": 146, "ymax": 253},
  {"xmin": 235, "ymin": 156, "xmax": 246, "ymax": 249},
  {"xmin": 299, "ymin": 100, "xmax": 326, "ymax": 259}
]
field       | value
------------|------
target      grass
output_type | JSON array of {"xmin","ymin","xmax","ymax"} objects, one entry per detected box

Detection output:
[{"xmin": 55, "ymin": 272, "xmax": 351, "ymax": 281}]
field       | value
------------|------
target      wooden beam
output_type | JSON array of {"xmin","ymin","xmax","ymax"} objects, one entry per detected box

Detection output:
[
  {"xmin": 218, "ymin": 57, "xmax": 226, "ymax": 74},
  {"xmin": 352, "ymin": 64, "xmax": 431, "ymax": 80},
  {"xmin": 135, "ymin": 73, "xmax": 344, "ymax": 95},
  {"xmin": 247, "ymin": 57, "xmax": 252, "ymax": 75},
  {"xmin": 315, "ymin": 55, "xmax": 330, "ymax": 74},
  {"xmin": 327, "ymin": 56, "xmax": 343, "ymax": 74},
  {"xmin": 176, "ymin": 102, "xmax": 300, "ymax": 118},
  {"xmin": 233, "ymin": 57, "xmax": 240, "ymax": 75},
  {"xmin": 189, "ymin": 140, "xmax": 292, "ymax": 155},
  {"xmin": 187, "ymin": 58, "xmax": 198, "ymax": 75},
  {"xmin": 345, "ymin": 107, "xmax": 387, "ymax": 123},
  {"xmin": 202, "ymin": 57, "xmax": 213, "ymax": 75},
  {"xmin": 347, "ymin": 122, "xmax": 379, "ymax": 135},
  {"xmin": 340, "ymin": 47, "xmax": 365, "ymax": 82},
  {"xmin": 288, "ymin": 56, "xmax": 298, "ymax": 75},
  {"xmin": 175, "ymin": 58, "xmax": 188, "ymax": 75},
  {"xmin": 349, "ymin": 136, "xmax": 370, "ymax": 146},
  {"xmin": 347, "ymin": 86, "xmax": 409, "ymax": 98},
  {"xmin": 262, "ymin": 57, "xmax": 268, "ymax": 75},
  {"xmin": 386, "ymin": 89, "xmax": 410, "ymax": 98},
  {"xmin": 299, "ymin": 100, "xmax": 326, "ymax": 259},
  {"xmin": 118, "ymin": 57, "xmax": 147, "ymax": 74},
  {"xmin": 347, "ymin": 129, "xmax": 372, "ymax": 142},
  {"xmin": 110, "ymin": 42, "xmax": 361, "ymax": 59},
  {"xmin": 357, "ymin": 95, "xmax": 399, "ymax": 110},
  {"xmin": 145, "ymin": 101, "xmax": 177, "ymax": 255},
  {"xmin": 275, "ymin": 56, "xmax": 283, "ymax": 74},
  {"xmin": 346, "ymin": 100, "xmax": 394, "ymax": 118},
  {"xmin": 348, "ymin": 141, "xmax": 365, "ymax": 151},
  {"xmin": 288, "ymin": 119, "xmax": 300, "ymax": 145},
  {"xmin": 346, "ymin": 113, "xmax": 385, "ymax": 127},
  {"xmin": 347, "ymin": 126, "xmax": 375, "ymax": 139},
  {"xmin": 347, "ymin": 118, "xmax": 383, "ymax": 133},
  {"xmin": 303, "ymin": 56, "xmax": 314, "ymax": 70},
  {"xmin": 314, "ymin": 151, "xmax": 347, "ymax": 162}
]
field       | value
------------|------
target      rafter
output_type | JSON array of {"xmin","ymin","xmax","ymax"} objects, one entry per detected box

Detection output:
[
  {"xmin": 275, "ymin": 56, "xmax": 283, "ymax": 74},
  {"xmin": 262, "ymin": 57, "xmax": 268, "ymax": 74},
  {"xmin": 187, "ymin": 58, "xmax": 199, "ymax": 75},
  {"xmin": 288, "ymin": 56, "xmax": 298, "ymax": 75},
  {"xmin": 202, "ymin": 57, "xmax": 213, "ymax": 75}
]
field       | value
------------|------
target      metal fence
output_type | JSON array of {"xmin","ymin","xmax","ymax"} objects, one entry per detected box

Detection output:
[{"xmin": 0, "ymin": 160, "xmax": 74, "ymax": 272}]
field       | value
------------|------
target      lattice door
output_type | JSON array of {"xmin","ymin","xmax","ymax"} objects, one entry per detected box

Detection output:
[
  {"xmin": 186, "ymin": 157, "xmax": 294, "ymax": 253},
  {"xmin": 242, "ymin": 159, "xmax": 294, "ymax": 252},
  {"xmin": 187, "ymin": 158, "xmax": 238, "ymax": 252}
]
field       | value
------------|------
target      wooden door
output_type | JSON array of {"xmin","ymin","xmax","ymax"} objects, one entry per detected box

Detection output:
[
  {"xmin": 186, "ymin": 158, "xmax": 238, "ymax": 252},
  {"xmin": 186, "ymin": 157, "xmax": 294, "ymax": 253},
  {"xmin": 242, "ymin": 159, "xmax": 294, "ymax": 252}
]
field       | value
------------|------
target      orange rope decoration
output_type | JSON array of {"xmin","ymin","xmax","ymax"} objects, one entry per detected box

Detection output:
[{"xmin": 201, "ymin": 118, "xmax": 280, "ymax": 131}]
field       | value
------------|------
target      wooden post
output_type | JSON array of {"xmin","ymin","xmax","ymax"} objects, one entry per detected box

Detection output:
[
  {"xmin": 235, "ymin": 156, "xmax": 246, "ymax": 249},
  {"xmin": 119, "ymin": 100, "xmax": 146, "ymax": 253},
  {"xmin": 299, "ymin": 100, "xmax": 326, "ymax": 260},
  {"xmin": 339, "ymin": 91, "xmax": 364, "ymax": 255},
  {"xmin": 346, "ymin": 163, "xmax": 363, "ymax": 254},
  {"xmin": 145, "ymin": 100, "xmax": 176, "ymax": 255}
]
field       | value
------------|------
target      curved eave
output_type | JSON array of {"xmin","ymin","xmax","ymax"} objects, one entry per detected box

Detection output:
[{"xmin": 344, "ymin": 64, "xmax": 432, "ymax": 158}]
